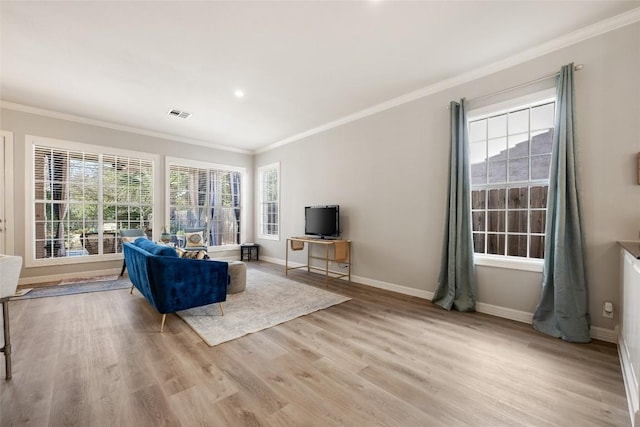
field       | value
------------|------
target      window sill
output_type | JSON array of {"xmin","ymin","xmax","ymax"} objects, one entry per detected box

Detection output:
[
  {"xmin": 25, "ymin": 253, "xmax": 122, "ymax": 268},
  {"xmin": 257, "ymin": 234, "xmax": 279, "ymax": 241},
  {"xmin": 474, "ymin": 254, "xmax": 543, "ymax": 273},
  {"xmin": 207, "ymin": 245, "xmax": 241, "ymax": 252}
]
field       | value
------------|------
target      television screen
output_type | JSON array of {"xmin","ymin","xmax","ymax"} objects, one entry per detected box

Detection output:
[{"xmin": 305, "ymin": 205, "xmax": 340, "ymax": 238}]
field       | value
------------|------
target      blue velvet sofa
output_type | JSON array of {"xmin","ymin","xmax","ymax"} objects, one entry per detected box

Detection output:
[{"xmin": 123, "ymin": 238, "xmax": 229, "ymax": 331}]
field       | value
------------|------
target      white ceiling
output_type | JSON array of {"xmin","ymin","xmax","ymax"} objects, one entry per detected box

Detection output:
[{"xmin": 1, "ymin": 1, "xmax": 639, "ymax": 153}]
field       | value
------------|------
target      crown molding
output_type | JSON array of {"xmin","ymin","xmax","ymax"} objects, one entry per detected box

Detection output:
[
  {"xmin": 0, "ymin": 101, "xmax": 253, "ymax": 155},
  {"xmin": 257, "ymin": 7, "xmax": 640, "ymax": 154}
]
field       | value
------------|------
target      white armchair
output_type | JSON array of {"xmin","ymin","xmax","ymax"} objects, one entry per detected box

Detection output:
[{"xmin": 1, "ymin": 254, "xmax": 22, "ymax": 380}]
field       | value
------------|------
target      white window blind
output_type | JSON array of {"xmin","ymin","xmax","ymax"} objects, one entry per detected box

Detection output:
[
  {"xmin": 168, "ymin": 163, "xmax": 241, "ymax": 247},
  {"xmin": 33, "ymin": 145, "xmax": 153, "ymax": 259},
  {"xmin": 258, "ymin": 163, "xmax": 279, "ymax": 239}
]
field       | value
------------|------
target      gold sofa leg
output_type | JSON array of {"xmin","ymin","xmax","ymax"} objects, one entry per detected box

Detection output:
[
  {"xmin": 160, "ymin": 314, "xmax": 167, "ymax": 332},
  {"xmin": 219, "ymin": 303, "xmax": 224, "ymax": 316}
]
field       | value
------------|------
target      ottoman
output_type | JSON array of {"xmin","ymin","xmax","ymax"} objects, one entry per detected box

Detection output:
[{"xmin": 226, "ymin": 261, "xmax": 247, "ymax": 294}]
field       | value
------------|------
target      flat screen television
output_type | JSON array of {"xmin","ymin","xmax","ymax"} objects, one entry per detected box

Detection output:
[{"xmin": 305, "ymin": 205, "xmax": 340, "ymax": 239}]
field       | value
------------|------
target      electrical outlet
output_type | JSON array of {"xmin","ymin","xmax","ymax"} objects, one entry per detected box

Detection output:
[{"xmin": 603, "ymin": 301, "xmax": 614, "ymax": 318}]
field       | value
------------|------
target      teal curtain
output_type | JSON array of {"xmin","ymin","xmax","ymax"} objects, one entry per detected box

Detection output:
[
  {"xmin": 432, "ymin": 99, "xmax": 476, "ymax": 312},
  {"xmin": 532, "ymin": 63, "xmax": 591, "ymax": 343}
]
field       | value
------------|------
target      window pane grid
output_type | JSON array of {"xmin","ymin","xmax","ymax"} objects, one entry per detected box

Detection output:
[
  {"xmin": 470, "ymin": 100, "xmax": 554, "ymax": 260},
  {"xmin": 259, "ymin": 165, "xmax": 279, "ymax": 237},
  {"xmin": 33, "ymin": 145, "xmax": 153, "ymax": 259}
]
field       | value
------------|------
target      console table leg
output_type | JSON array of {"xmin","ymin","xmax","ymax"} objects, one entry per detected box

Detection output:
[
  {"xmin": 348, "ymin": 242, "xmax": 351, "ymax": 283},
  {"xmin": 285, "ymin": 240, "xmax": 289, "ymax": 276},
  {"xmin": 325, "ymin": 245, "xmax": 329, "ymax": 286}
]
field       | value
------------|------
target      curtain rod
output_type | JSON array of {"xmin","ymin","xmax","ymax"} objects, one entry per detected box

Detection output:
[{"xmin": 449, "ymin": 64, "xmax": 583, "ymax": 107}]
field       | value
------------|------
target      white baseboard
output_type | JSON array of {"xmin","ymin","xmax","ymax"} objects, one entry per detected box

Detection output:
[
  {"xmin": 349, "ymin": 273, "xmax": 433, "ymax": 299},
  {"xmin": 262, "ymin": 256, "xmax": 617, "ymax": 343},
  {"xmin": 18, "ymin": 267, "xmax": 121, "ymax": 286},
  {"xmin": 472, "ymin": 303, "xmax": 615, "ymax": 342},
  {"xmin": 264, "ymin": 256, "xmax": 433, "ymax": 299},
  {"xmin": 261, "ymin": 255, "xmax": 292, "ymax": 266},
  {"xmin": 476, "ymin": 302, "xmax": 534, "ymax": 324},
  {"xmin": 591, "ymin": 326, "xmax": 617, "ymax": 343},
  {"xmin": 209, "ymin": 255, "xmax": 240, "ymax": 262}
]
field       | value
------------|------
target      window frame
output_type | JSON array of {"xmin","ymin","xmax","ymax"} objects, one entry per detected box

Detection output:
[
  {"xmin": 165, "ymin": 156, "xmax": 247, "ymax": 252},
  {"xmin": 468, "ymin": 89, "xmax": 556, "ymax": 272},
  {"xmin": 257, "ymin": 162, "xmax": 280, "ymax": 241},
  {"xmin": 25, "ymin": 135, "xmax": 160, "ymax": 267}
]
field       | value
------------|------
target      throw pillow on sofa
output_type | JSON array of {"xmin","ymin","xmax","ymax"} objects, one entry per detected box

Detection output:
[
  {"xmin": 175, "ymin": 247, "xmax": 209, "ymax": 260},
  {"xmin": 185, "ymin": 231, "xmax": 204, "ymax": 248}
]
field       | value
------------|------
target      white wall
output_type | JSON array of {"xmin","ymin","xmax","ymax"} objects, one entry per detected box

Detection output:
[
  {"xmin": 1, "ymin": 108, "xmax": 254, "ymax": 281},
  {"xmin": 255, "ymin": 22, "xmax": 640, "ymax": 330}
]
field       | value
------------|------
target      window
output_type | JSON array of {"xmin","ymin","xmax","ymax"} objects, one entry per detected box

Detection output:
[
  {"xmin": 168, "ymin": 159, "xmax": 244, "ymax": 248},
  {"xmin": 27, "ymin": 136, "xmax": 156, "ymax": 265},
  {"xmin": 258, "ymin": 163, "xmax": 280, "ymax": 240},
  {"xmin": 469, "ymin": 96, "xmax": 555, "ymax": 263}
]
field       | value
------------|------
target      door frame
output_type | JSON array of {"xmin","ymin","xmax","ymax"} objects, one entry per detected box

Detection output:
[{"xmin": 1, "ymin": 130, "xmax": 15, "ymax": 255}]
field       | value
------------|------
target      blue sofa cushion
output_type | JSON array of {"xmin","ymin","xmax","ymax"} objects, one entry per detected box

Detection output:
[{"xmin": 134, "ymin": 238, "xmax": 178, "ymax": 257}]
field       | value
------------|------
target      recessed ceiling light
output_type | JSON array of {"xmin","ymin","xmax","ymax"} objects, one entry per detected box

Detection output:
[{"xmin": 234, "ymin": 90, "xmax": 244, "ymax": 98}]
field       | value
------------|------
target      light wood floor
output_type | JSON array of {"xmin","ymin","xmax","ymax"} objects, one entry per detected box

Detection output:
[{"xmin": 1, "ymin": 262, "xmax": 630, "ymax": 426}]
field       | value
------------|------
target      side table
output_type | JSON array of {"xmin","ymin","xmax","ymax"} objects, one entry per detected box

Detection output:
[{"xmin": 240, "ymin": 243, "xmax": 260, "ymax": 261}]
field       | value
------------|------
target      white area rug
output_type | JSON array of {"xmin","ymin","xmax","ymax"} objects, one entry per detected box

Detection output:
[{"xmin": 177, "ymin": 270, "xmax": 350, "ymax": 346}]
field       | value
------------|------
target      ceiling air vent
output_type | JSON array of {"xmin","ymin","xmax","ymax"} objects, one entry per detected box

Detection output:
[{"xmin": 167, "ymin": 109, "xmax": 192, "ymax": 119}]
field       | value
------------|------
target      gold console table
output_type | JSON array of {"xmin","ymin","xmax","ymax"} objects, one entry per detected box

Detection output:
[{"xmin": 285, "ymin": 237, "xmax": 351, "ymax": 285}]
